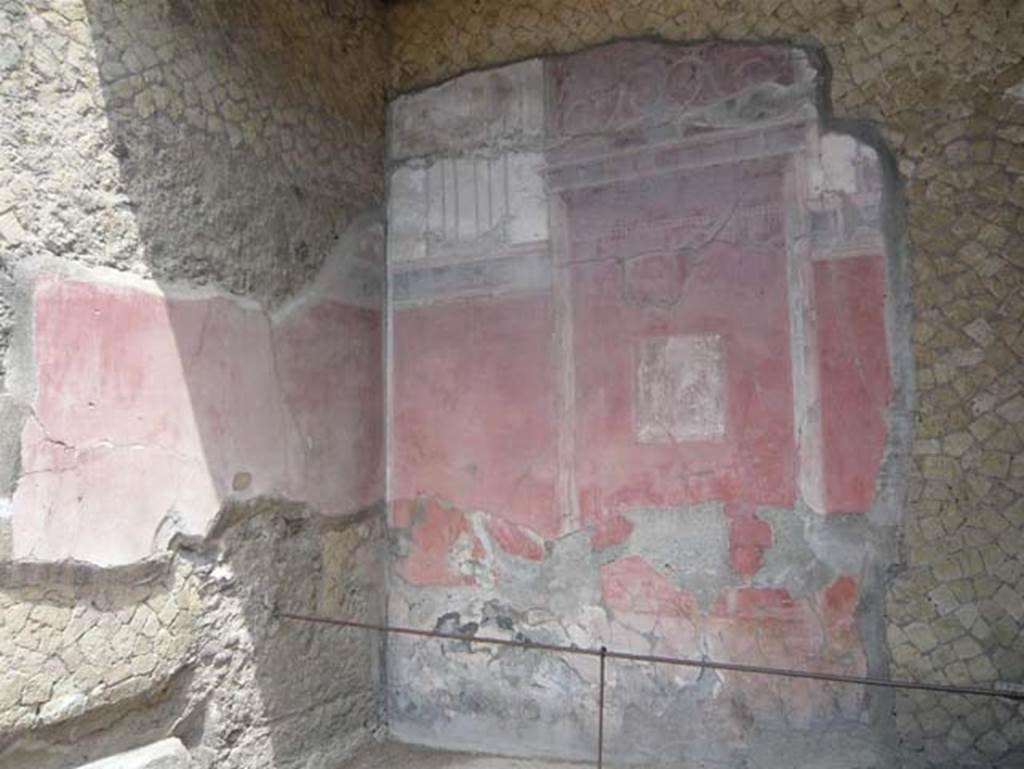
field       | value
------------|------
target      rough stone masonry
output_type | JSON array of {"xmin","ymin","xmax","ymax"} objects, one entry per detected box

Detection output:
[{"xmin": 1, "ymin": 0, "xmax": 1022, "ymax": 768}]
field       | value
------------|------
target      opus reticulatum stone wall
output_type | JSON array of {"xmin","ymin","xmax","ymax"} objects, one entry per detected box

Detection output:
[
  {"xmin": 1, "ymin": 0, "xmax": 1022, "ymax": 767},
  {"xmin": 0, "ymin": 502, "xmax": 386, "ymax": 769}
]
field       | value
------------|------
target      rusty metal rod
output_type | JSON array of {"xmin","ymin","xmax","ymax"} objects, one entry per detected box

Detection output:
[
  {"xmin": 278, "ymin": 612, "xmax": 1024, "ymax": 701},
  {"xmin": 597, "ymin": 646, "xmax": 607, "ymax": 769}
]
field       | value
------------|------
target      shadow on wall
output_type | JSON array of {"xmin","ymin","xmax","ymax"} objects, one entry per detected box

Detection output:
[
  {"xmin": 6, "ymin": 0, "xmax": 388, "ymax": 565},
  {"xmin": 1, "ymin": 0, "xmax": 388, "ymax": 766},
  {"xmin": 85, "ymin": 0, "xmax": 386, "ymax": 303}
]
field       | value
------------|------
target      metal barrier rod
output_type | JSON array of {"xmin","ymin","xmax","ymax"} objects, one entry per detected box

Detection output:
[
  {"xmin": 597, "ymin": 646, "xmax": 607, "ymax": 769},
  {"xmin": 278, "ymin": 612, "xmax": 1024, "ymax": 701}
]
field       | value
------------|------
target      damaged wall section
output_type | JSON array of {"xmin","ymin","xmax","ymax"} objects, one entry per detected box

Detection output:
[
  {"xmin": 1, "ymin": 0, "xmax": 389, "ymax": 556},
  {"xmin": 5, "ymin": 212, "xmax": 383, "ymax": 565},
  {"xmin": 0, "ymin": 501, "xmax": 386, "ymax": 769},
  {"xmin": 1, "ymin": 0, "xmax": 389, "ymax": 766},
  {"xmin": 0, "ymin": 214, "xmax": 386, "ymax": 761},
  {"xmin": 386, "ymin": 4, "xmax": 1024, "ymax": 766},
  {"xmin": 385, "ymin": 41, "xmax": 912, "ymax": 767}
]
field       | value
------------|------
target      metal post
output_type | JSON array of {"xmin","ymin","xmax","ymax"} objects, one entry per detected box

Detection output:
[{"xmin": 597, "ymin": 645, "xmax": 607, "ymax": 769}]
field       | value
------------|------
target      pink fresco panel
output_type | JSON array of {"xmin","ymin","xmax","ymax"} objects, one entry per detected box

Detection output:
[
  {"xmin": 14, "ymin": 277, "xmax": 231, "ymax": 562},
  {"xmin": 600, "ymin": 555, "xmax": 702, "ymax": 665},
  {"xmin": 393, "ymin": 497, "xmax": 481, "ymax": 587},
  {"xmin": 600, "ymin": 555, "xmax": 697, "ymax": 617},
  {"xmin": 568, "ymin": 161, "xmax": 796, "ymax": 541},
  {"xmin": 392, "ymin": 293, "xmax": 559, "ymax": 541},
  {"xmin": 814, "ymin": 255, "xmax": 891, "ymax": 513},
  {"xmin": 273, "ymin": 300, "xmax": 383, "ymax": 514},
  {"xmin": 29, "ymin": 278, "xmax": 209, "ymax": 454},
  {"xmin": 484, "ymin": 515, "xmax": 546, "ymax": 561},
  {"xmin": 14, "ymin": 420, "xmax": 218, "ymax": 566},
  {"xmin": 162, "ymin": 292, "xmax": 293, "ymax": 498},
  {"xmin": 13, "ymin": 275, "xmax": 383, "ymax": 564}
]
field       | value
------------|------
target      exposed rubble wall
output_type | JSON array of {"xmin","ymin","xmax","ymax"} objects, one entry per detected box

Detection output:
[
  {"xmin": 1, "ymin": 0, "xmax": 386, "ymax": 306},
  {"xmin": 0, "ymin": 501, "xmax": 387, "ymax": 769}
]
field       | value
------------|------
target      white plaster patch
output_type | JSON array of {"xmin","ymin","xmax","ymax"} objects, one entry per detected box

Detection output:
[
  {"xmin": 388, "ymin": 153, "xmax": 548, "ymax": 264},
  {"xmin": 504, "ymin": 154, "xmax": 548, "ymax": 244},
  {"xmin": 0, "ymin": 211, "xmax": 28, "ymax": 244},
  {"xmin": 635, "ymin": 334, "xmax": 726, "ymax": 443},
  {"xmin": 388, "ymin": 165, "xmax": 428, "ymax": 263},
  {"xmin": 808, "ymin": 133, "xmax": 880, "ymax": 197}
]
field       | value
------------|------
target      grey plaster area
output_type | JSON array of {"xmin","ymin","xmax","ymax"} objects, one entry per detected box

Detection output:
[
  {"xmin": 336, "ymin": 738, "xmax": 890, "ymax": 769},
  {"xmin": 0, "ymin": 396, "xmax": 27, "ymax": 498},
  {"xmin": 1, "ymin": 0, "xmax": 386, "ymax": 308},
  {"xmin": 0, "ymin": 258, "xmax": 13, "ymax": 387},
  {"xmin": 386, "ymin": 501, "xmax": 895, "ymax": 767},
  {"xmin": 621, "ymin": 503, "xmax": 730, "ymax": 609},
  {"xmin": 91, "ymin": 119, "xmax": 360, "ymax": 306}
]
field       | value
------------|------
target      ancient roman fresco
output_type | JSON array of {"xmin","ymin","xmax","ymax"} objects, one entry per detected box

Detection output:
[
  {"xmin": 387, "ymin": 41, "xmax": 902, "ymax": 763},
  {"xmin": 10, "ymin": 216, "xmax": 384, "ymax": 565}
]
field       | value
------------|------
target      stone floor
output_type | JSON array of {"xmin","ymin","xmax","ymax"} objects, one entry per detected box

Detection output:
[
  {"xmin": 338, "ymin": 742, "xmax": 595, "ymax": 769},
  {"xmin": 336, "ymin": 736, "xmax": 893, "ymax": 769}
]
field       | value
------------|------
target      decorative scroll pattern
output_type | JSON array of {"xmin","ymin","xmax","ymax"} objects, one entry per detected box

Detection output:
[{"xmin": 548, "ymin": 42, "xmax": 798, "ymax": 135}]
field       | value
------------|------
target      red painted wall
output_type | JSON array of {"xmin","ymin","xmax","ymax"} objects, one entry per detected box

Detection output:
[
  {"xmin": 815, "ymin": 255, "xmax": 892, "ymax": 513},
  {"xmin": 392, "ymin": 293, "xmax": 559, "ymax": 541},
  {"xmin": 387, "ymin": 44, "xmax": 896, "ymax": 739},
  {"xmin": 568, "ymin": 161, "xmax": 796, "ymax": 563},
  {"xmin": 13, "ymin": 273, "xmax": 382, "ymax": 564}
]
